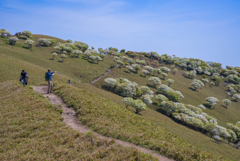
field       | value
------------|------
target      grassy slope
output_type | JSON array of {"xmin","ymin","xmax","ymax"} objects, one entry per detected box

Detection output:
[
  {"xmin": 1, "ymin": 34, "xmax": 240, "ymax": 160},
  {"xmin": 54, "ymin": 83, "xmax": 225, "ymax": 161},
  {"xmin": 91, "ymin": 62, "xmax": 240, "ymax": 160},
  {"xmin": 0, "ymin": 81, "xmax": 157, "ymax": 161},
  {"xmin": 0, "ymin": 35, "xmax": 115, "ymax": 84}
]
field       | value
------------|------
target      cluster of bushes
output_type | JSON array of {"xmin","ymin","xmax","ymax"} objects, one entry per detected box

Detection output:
[
  {"xmin": 104, "ymin": 78, "xmax": 154, "ymax": 113},
  {"xmin": 226, "ymin": 84, "xmax": 240, "ymax": 97},
  {"xmin": 190, "ymin": 79, "xmax": 205, "ymax": 91},
  {"xmin": 84, "ymin": 49, "xmax": 105, "ymax": 64},
  {"xmin": 0, "ymin": 29, "xmax": 11, "ymax": 37},
  {"xmin": 38, "ymin": 38, "xmax": 56, "ymax": 46},
  {"xmin": 15, "ymin": 30, "xmax": 33, "ymax": 39},
  {"xmin": 1, "ymin": 29, "xmax": 36, "ymax": 48},
  {"xmin": 52, "ymin": 42, "xmax": 110, "ymax": 63},
  {"xmin": 157, "ymin": 84, "xmax": 184, "ymax": 102},
  {"xmin": 160, "ymin": 100, "xmax": 240, "ymax": 144}
]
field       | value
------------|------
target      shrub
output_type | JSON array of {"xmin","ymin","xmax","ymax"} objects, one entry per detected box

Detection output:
[
  {"xmin": 66, "ymin": 39, "xmax": 73, "ymax": 43},
  {"xmin": 190, "ymin": 81, "xmax": 201, "ymax": 91},
  {"xmin": 167, "ymin": 79, "xmax": 174, "ymax": 86},
  {"xmin": 166, "ymin": 91, "xmax": 180, "ymax": 102},
  {"xmin": 8, "ymin": 37, "xmax": 19, "ymax": 45},
  {"xmin": 142, "ymin": 94, "xmax": 153, "ymax": 105},
  {"xmin": 74, "ymin": 41, "xmax": 89, "ymax": 52},
  {"xmin": 205, "ymin": 97, "xmax": 219, "ymax": 109},
  {"xmin": 51, "ymin": 52, "xmax": 58, "ymax": 60},
  {"xmin": 132, "ymin": 99, "xmax": 147, "ymax": 114},
  {"xmin": 198, "ymin": 104, "xmax": 206, "ymax": 110},
  {"xmin": 148, "ymin": 77, "xmax": 161, "ymax": 88},
  {"xmin": 24, "ymin": 39, "xmax": 35, "ymax": 48},
  {"xmin": 140, "ymin": 86, "xmax": 151, "ymax": 95},
  {"xmin": 223, "ymin": 99, "xmax": 231, "ymax": 108},
  {"xmin": 154, "ymin": 94, "xmax": 168, "ymax": 104},
  {"xmin": 142, "ymin": 70, "xmax": 150, "ymax": 77},
  {"xmin": 161, "ymin": 73, "xmax": 168, "ymax": 80},
  {"xmin": 22, "ymin": 30, "xmax": 33, "ymax": 38},
  {"xmin": 116, "ymin": 60, "xmax": 124, "ymax": 67},
  {"xmin": 157, "ymin": 84, "xmax": 174, "ymax": 95},
  {"xmin": 161, "ymin": 101, "xmax": 178, "ymax": 115},
  {"xmin": 60, "ymin": 54, "xmax": 66, "ymax": 62},
  {"xmin": 172, "ymin": 68, "xmax": 178, "ymax": 75},
  {"xmin": 144, "ymin": 66, "xmax": 154, "ymax": 73},
  {"xmin": 174, "ymin": 91, "xmax": 184, "ymax": 100},
  {"xmin": 122, "ymin": 97, "xmax": 134, "ymax": 108},
  {"xmin": 104, "ymin": 78, "xmax": 116, "ymax": 88},
  {"xmin": 232, "ymin": 94, "xmax": 240, "ymax": 101},
  {"xmin": 127, "ymin": 58, "xmax": 134, "ymax": 65}
]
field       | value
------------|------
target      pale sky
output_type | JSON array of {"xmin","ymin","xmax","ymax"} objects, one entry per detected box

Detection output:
[{"xmin": 1, "ymin": 0, "xmax": 240, "ymax": 67}]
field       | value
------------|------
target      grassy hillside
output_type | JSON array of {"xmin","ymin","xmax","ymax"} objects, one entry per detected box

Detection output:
[
  {"xmin": 0, "ymin": 35, "xmax": 115, "ymax": 84},
  {"xmin": 91, "ymin": 62, "xmax": 240, "ymax": 160},
  {"xmin": 93, "ymin": 63, "xmax": 240, "ymax": 127},
  {"xmin": 0, "ymin": 81, "xmax": 157, "ymax": 160},
  {"xmin": 53, "ymin": 83, "xmax": 225, "ymax": 160},
  {"xmin": 1, "ymin": 32, "xmax": 240, "ymax": 160}
]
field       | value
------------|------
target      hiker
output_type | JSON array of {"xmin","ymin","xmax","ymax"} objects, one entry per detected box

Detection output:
[
  {"xmin": 45, "ymin": 69, "xmax": 56, "ymax": 94},
  {"xmin": 20, "ymin": 70, "xmax": 28, "ymax": 85}
]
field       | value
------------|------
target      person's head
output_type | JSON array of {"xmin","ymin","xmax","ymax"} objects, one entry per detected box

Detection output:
[
  {"xmin": 48, "ymin": 69, "xmax": 51, "ymax": 73},
  {"xmin": 22, "ymin": 70, "xmax": 25, "ymax": 73}
]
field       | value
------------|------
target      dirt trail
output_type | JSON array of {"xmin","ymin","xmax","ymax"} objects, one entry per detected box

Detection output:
[
  {"xmin": 91, "ymin": 65, "xmax": 119, "ymax": 83},
  {"xmin": 32, "ymin": 86, "xmax": 173, "ymax": 161}
]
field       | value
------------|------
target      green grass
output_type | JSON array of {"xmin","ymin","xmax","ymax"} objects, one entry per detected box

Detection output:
[
  {"xmin": 0, "ymin": 81, "xmax": 157, "ymax": 161},
  {"xmin": 54, "ymin": 83, "xmax": 226, "ymax": 161}
]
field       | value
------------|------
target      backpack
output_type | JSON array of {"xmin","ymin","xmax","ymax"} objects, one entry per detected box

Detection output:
[{"xmin": 45, "ymin": 72, "xmax": 49, "ymax": 81}]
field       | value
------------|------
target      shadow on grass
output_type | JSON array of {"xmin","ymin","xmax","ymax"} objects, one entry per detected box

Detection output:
[
  {"xmin": 22, "ymin": 46, "xmax": 31, "ymax": 49},
  {"xmin": 124, "ymin": 71, "xmax": 131, "ymax": 74},
  {"xmin": 58, "ymin": 60, "xmax": 63, "ymax": 63},
  {"xmin": 146, "ymin": 84, "xmax": 156, "ymax": 89},
  {"xmin": 188, "ymin": 87, "xmax": 197, "ymax": 91},
  {"xmin": 140, "ymin": 74, "xmax": 146, "ymax": 78},
  {"xmin": 87, "ymin": 60, "xmax": 96, "ymax": 64},
  {"xmin": 203, "ymin": 103, "xmax": 213, "ymax": 109},
  {"xmin": 221, "ymin": 105, "xmax": 228, "ymax": 109}
]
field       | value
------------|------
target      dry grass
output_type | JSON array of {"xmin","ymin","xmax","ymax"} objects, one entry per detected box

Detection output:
[{"xmin": 0, "ymin": 81, "xmax": 157, "ymax": 161}]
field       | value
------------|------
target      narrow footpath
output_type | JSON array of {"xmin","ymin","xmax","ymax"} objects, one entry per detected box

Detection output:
[
  {"xmin": 91, "ymin": 65, "xmax": 119, "ymax": 83},
  {"xmin": 32, "ymin": 86, "xmax": 173, "ymax": 161}
]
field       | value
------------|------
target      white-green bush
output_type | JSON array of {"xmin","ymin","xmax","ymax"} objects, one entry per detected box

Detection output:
[
  {"xmin": 8, "ymin": 37, "xmax": 19, "ymax": 45},
  {"xmin": 148, "ymin": 77, "xmax": 161, "ymax": 88},
  {"xmin": 104, "ymin": 78, "xmax": 116, "ymax": 88},
  {"xmin": 122, "ymin": 97, "xmax": 134, "ymax": 108}
]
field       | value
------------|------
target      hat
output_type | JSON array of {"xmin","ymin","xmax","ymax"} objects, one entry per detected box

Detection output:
[
  {"xmin": 48, "ymin": 69, "xmax": 51, "ymax": 71},
  {"xmin": 22, "ymin": 69, "xmax": 25, "ymax": 72}
]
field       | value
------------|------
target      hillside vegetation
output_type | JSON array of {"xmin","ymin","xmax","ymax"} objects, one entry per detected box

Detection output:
[
  {"xmin": 0, "ymin": 81, "xmax": 156, "ymax": 160},
  {"xmin": 53, "ymin": 83, "xmax": 225, "ymax": 160},
  {"xmin": 1, "ymin": 29, "xmax": 240, "ymax": 160}
]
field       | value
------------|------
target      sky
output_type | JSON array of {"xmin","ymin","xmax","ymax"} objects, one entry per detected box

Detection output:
[{"xmin": 0, "ymin": 0, "xmax": 240, "ymax": 67}]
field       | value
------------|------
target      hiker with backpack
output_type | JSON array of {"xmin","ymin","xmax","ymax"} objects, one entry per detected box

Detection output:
[
  {"xmin": 20, "ymin": 70, "xmax": 28, "ymax": 85},
  {"xmin": 45, "ymin": 69, "xmax": 56, "ymax": 94}
]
